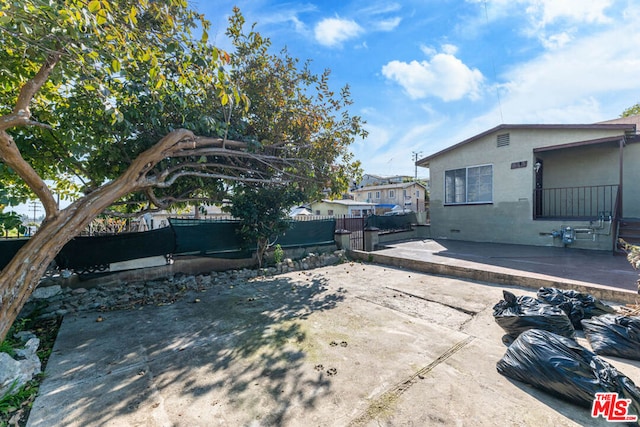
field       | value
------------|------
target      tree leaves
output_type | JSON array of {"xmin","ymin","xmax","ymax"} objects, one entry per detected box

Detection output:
[{"xmin": 0, "ymin": 0, "xmax": 235, "ymax": 203}]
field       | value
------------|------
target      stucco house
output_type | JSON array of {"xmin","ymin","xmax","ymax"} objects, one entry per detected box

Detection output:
[
  {"xmin": 355, "ymin": 174, "xmax": 412, "ymax": 187},
  {"xmin": 309, "ymin": 199, "xmax": 376, "ymax": 217},
  {"xmin": 416, "ymin": 116, "xmax": 640, "ymax": 251},
  {"xmin": 351, "ymin": 181, "xmax": 428, "ymax": 213}
]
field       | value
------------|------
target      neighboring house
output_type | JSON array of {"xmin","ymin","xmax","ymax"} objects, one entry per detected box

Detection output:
[
  {"xmin": 289, "ymin": 206, "xmax": 313, "ymax": 218},
  {"xmin": 355, "ymin": 174, "xmax": 412, "ymax": 188},
  {"xmin": 140, "ymin": 204, "xmax": 231, "ymax": 230},
  {"xmin": 416, "ymin": 116, "xmax": 640, "ymax": 251},
  {"xmin": 351, "ymin": 181, "xmax": 428, "ymax": 213},
  {"xmin": 309, "ymin": 199, "xmax": 376, "ymax": 217}
]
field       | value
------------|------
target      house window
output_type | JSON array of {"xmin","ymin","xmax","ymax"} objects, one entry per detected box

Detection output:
[
  {"xmin": 416, "ymin": 190, "xmax": 420, "ymax": 198},
  {"xmin": 315, "ymin": 210, "xmax": 321, "ymax": 215},
  {"xmin": 367, "ymin": 192, "xmax": 372, "ymax": 200},
  {"xmin": 375, "ymin": 191, "xmax": 381, "ymax": 199},
  {"xmin": 389, "ymin": 190, "xmax": 395, "ymax": 198},
  {"xmin": 445, "ymin": 165, "xmax": 493, "ymax": 205},
  {"xmin": 327, "ymin": 209, "xmax": 334, "ymax": 216}
]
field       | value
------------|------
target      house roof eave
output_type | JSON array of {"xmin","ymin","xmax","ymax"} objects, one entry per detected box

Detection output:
[
  {"xmin": 416, "ymin": 122, "xmax": 636, "ymax": 168},
  {"xmin": 533, "ymin": 135, "xmax": 627, "ymax": 153},
  {"xmin": 352, "ymin": 181, "xmax": 428, "ymax": 192}
]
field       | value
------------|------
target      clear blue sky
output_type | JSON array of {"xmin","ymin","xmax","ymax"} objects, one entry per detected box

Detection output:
[{"xmin": 200, "ymin": 0, "xmax": 640, "ymax": 178}]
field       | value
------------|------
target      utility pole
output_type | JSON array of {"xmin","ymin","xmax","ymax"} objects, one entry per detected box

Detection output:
[
  {"xmin": 412, "ymin": 151, "xmax": 422, "ymax": 180},
  {"xmin": 411, "ymin": 151, "xmax": 422, "ymax": 212},
  {"xmin": 29, "ymin": 201, "xmax": 42, "ymax": 224}
]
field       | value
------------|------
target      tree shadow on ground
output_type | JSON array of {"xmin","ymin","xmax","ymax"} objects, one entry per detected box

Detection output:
[{"xmin": 35, "ymin": 270, "xmax": 346, "ymax": 426}]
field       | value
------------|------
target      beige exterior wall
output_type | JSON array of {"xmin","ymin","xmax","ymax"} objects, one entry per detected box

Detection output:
[
  {"xmin": 311, "ymin": 201, "xmax": 350, "ymax": 216},
  {"xmin": 310, "ymin": 201, "xmax": 375, "ymax": 217},
  {"xmin": 351, "ymin": 182, "xmax": 427, "ymax": 212},
  {"xmin": 425, "ymin": 127, "xmax": 628, "ymax": 251},
  {"xmin": 537, "ymin": 144, "xmax": 619, "ymax": 189},
  {"xmin": 624, "ymin": 141, "xmax": 640, "ymax": 217}
]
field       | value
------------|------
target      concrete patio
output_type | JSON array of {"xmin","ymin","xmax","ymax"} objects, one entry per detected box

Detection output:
[{"xmin": 26, "ymin": 240, "xmax": 640, "ymax": 426}]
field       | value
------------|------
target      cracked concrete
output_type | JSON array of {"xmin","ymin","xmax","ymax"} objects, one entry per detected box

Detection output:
[{"xmin": 28, "ymin": 261, "xmax": 640, "ymax": 426}]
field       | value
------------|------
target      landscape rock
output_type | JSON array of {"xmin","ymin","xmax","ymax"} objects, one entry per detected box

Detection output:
[
  {"xmin": 0, "ymin": 338, "xmax": 41, "ymax": 399},
  {"xmin": 22, "ymin": 250, "xmax": 348, "ymax": 321},
  {"xmin": 31, "ymin": 285, "xmax": 61, "ymax": 300}
]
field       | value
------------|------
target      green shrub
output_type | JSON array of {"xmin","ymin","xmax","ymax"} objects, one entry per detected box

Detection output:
[{"xmin": 273, "ymin": 244, "xmax": 284, "ymax": 264}]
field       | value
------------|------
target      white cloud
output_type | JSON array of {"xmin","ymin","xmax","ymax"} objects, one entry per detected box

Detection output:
[
  {"xmin": 381, "ymin": 49, "xmax": 484, "ymax": 101},
  {"xmin": 419, "ymin": 45, "xmax": 437, "ymax": 56},
  {"xmin": 359, "ymin": 3, "xmax": 402, "ymax": 15},
  {"xmin": 441, "ymin": 44, "xmax": 458, "ymax": 55},
  {"xmin": 540, "ymin": 31, "xmax": 573, "ymax": 49},
  {"xmin": 466, "ymin": 0, "xmax": 613, "ymax": 27},
  {"xmin": 250, "ymin": 3, "xmax": 318, "ymax": 35},
  {"xmin": 529, "ymin": 0, "xmax": 613, "ymax": 27},
  {"xmin": 314, "ymin": 17, "xmax": 364, "ymax": 47},
  {"xmin": 373, "ymin": 17, "xmax": 402, "ymax": 31},
  {"xmin": 355, "ymin": 121, "xmax": 439, "ymax": 177},
  {"xmin": 463, "ymin": 0, "xmax": 614, "ymax": 48},
  {"xmin": 465, "ymin": 19, "xmax": 640, "ymax": 130}
]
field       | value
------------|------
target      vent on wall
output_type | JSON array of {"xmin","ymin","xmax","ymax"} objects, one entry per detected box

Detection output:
[{"xmin": 497, "ymin": 133, "xmax": 510, "ymax": 147}]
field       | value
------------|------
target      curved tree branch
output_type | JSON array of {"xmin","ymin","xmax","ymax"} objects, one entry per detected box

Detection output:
[{"xmin": 0, "ymin": 52, "xmax": 63, "ymax": 218}]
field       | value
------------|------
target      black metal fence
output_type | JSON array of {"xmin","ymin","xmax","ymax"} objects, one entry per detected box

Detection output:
[
  {"xmin": 335, "ymin": 215, "xmax": 365, "ymax": 250},
  {"xmin": 533, "ymin": 185, "xmax": 619, "ymax": 220}
]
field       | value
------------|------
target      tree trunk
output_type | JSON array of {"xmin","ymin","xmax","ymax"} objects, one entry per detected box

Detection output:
[
  {"xmin": 0, "ymin": 185, "xmax": 136, "ymax": 339},
  {"xmin": 0, "ymin": 130, "xmax": 194, "ymax": 341},
  {"xmin": 0, "ymin": 207, "xmax": 88, "ymax": 339}
]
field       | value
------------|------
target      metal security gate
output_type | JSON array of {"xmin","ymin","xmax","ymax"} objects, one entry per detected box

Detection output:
[{"xmin": 336, "ymin": 215, "xmax": 365, "ymax": 251}]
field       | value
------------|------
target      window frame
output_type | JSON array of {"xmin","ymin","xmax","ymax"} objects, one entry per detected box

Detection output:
[{"xmin": 444, "ymin": 164, "xmax": 493, "ymax": 206}]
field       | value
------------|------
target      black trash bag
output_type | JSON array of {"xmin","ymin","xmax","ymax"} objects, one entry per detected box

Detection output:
[
  {"xmin": 581, "ymin": 314, "xmax": 640, "ymax": 360},
  {"xmin": 497, "ymin": 329, "xmax": 640, "ymax": 417},
  {"xmin": 493, "ymin": 290, "xmax": 575, "ymax": 338},
  {"xmin": 537, "ymin": 287, "xmax": 615, "ymax": 329}
]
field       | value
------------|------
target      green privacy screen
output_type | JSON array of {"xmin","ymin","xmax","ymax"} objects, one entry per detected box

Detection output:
[
  {"xmin": 365, "ymin": 213, "xmax": 416, "ymax": 231},
  {"xmin": 169, "ymin": 218, "xmax": 249, "ymax": 258},
  {"xmin": 170, "ymin": 217, "xmax": 336, "ymax": 257},
  {"xmin": 0, "ymin": 238, "xmax": 28, "ymax": 271},
  {"xmin": 276, "ymin": 218, "xmax": 336, "ymax": 248},
  {"xmin": 55, "ymin": 226, "xmax": 176, "ymax": 270},
  {"xmin": 1, "ymin": 218, "xmax": 338, "ymax": 273}
]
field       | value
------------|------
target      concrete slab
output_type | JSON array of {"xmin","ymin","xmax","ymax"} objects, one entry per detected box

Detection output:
[
  {"xmin": 354, "ymin": 239, "xmax": 640, "ymax": 304},
  {"xmin": 27, "ymin": 262, "xmax": 640, "ymax": 426}
]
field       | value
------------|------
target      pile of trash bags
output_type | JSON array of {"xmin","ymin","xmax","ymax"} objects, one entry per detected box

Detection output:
[
  {"xmin": 493, "ymin": 287, "xmax": 640, "ymax": 419},
  {"xmin": 497, "ymin": 329, "xmax": 640, "ymax": 413},
  {"xmin": 582, "ymin": 314, "xmax": 640, "ymax": 360},
  {"xmin": 536, "ymin": 287, "xmax": 615, "ymax": 328},
  {"xmin": 493, "ymin": 290, "xmax": 575, "ymax": 338}
]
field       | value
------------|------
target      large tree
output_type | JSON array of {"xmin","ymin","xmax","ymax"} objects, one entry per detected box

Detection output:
[
  {"xmin": 622, "ymin": 103, "xmax": 640, "ymax": 117},
  {"xmin": 0, "ymin": 2, "xmax": 364, "ymax": 340},
  {"xmin": 221, "ymin": 10, "xmax": 365, "ymax": 266}
]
